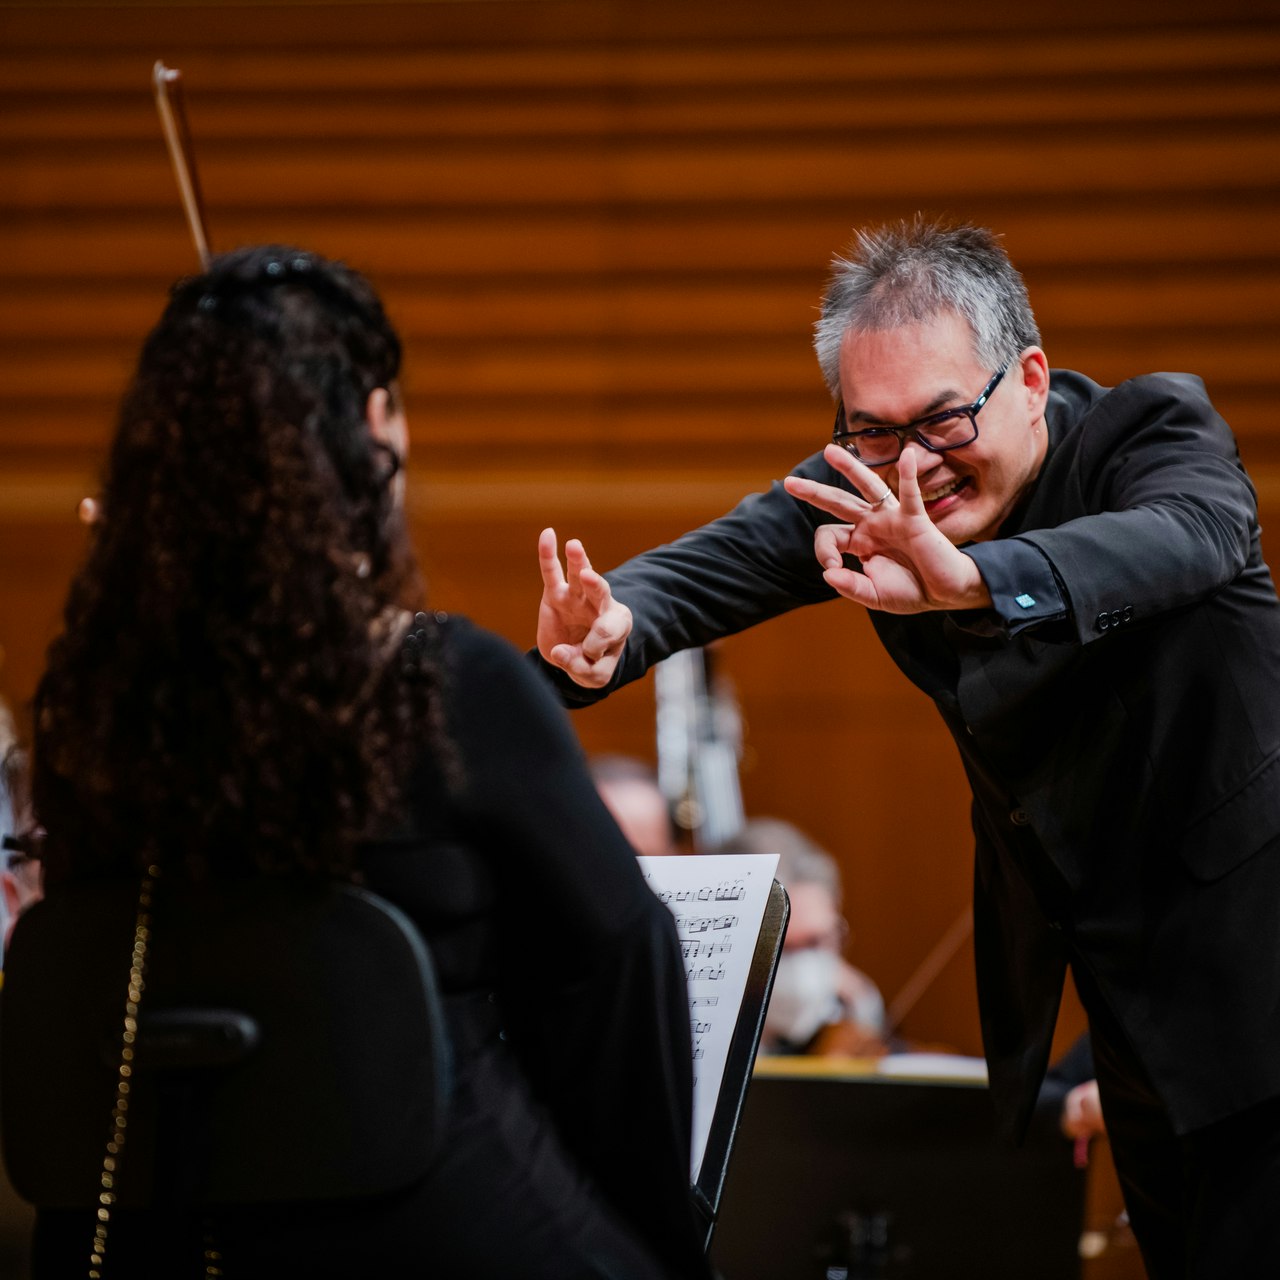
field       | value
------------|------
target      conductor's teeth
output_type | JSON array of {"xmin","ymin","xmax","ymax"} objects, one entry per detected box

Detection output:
[{"xmin": 921, "ymin": 479, "xmax": 961, "ymax": 503}]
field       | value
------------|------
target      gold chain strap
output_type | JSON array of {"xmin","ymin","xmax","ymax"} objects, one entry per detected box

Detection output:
[
  {"xmin": 87, "ymin": 866, "xmax": 226, "ymax": 1279},
  {"xmin": 89, "ymin": 864, "xmax": 159, "ymax": 1279}
]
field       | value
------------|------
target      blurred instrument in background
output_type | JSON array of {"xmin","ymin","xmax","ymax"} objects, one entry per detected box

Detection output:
[
  {"xmin": 654, "ymin": 647, "xmax": 746, "ymax": 852},
  {"xmin": 153, "ymin": 60, "xmax": 212, "ymax": 268}
]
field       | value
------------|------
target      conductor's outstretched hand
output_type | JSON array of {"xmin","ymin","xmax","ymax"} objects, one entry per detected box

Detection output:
[
  {"xmin": 537, "ymin": 529, "xmax": 633, "ymax": 688},
  {"xmin": 783, "ymin": 446, "xmax": 992, "ymax": 614}
]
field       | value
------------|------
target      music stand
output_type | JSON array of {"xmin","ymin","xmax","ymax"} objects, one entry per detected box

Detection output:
[{"xmin": 692, "ymin": 877, "xmax": 789, "ymax": 1250}]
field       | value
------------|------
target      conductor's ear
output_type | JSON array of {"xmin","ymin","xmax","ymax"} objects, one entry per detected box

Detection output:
[{"xmin": 1018, "ymin": 347, "xmax": 1050, "ymax": 424}]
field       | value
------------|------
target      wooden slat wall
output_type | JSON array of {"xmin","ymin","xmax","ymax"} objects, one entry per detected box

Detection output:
[{"xmin": 3, "ymin": 0, "xmax": 1279, "ymax": 1069}]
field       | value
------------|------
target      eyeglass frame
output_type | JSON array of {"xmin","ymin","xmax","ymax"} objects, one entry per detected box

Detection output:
[
  {"xmin": 3, "ymin": 828, "xmax": 44, "ymax": 866},
  {"xmin": 831, "ymin": 363, "xmax": 1010, "ymax": 468}
]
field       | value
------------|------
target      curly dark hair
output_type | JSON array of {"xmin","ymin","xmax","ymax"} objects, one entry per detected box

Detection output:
[{"xmin": 33, "ymin": 245, "xmax": 442, "ymax": 884}]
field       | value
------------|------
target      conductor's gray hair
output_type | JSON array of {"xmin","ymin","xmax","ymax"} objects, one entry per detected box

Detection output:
[{"xmin": 813, "ymin": 218, "xmax": 1041, "ymax": 398}]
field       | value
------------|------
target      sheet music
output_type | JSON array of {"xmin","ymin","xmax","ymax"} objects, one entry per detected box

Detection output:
[{"xmin": 638, "ymin": 852, "xmax": 779, "ymax": 1178}]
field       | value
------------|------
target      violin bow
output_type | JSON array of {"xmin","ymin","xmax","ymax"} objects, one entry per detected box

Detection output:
[
  {"xmin": 152, "ymin": 60, "xmax": 212, "ymax": 269},
  {"xmin": 884, "ymin": 904, "xmax": 973, "ymax": 1036},
  {"xmin": 80, "ymin": 62, "xmax": 212, "ymax": 527}
]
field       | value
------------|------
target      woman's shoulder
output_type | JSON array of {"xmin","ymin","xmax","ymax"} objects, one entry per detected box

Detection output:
[
  {"xmin": 413, "ymin": 612, "xmax": 550, "ymax": 706},
  {"xmin": 424, "ymin": 611, "xmax": 522, "ymax": 669}
]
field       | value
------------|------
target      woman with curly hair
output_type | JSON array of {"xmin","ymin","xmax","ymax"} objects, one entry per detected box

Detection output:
[{"xmin": 28, "ymin": 246, "xmax": 709, "ymax": 1279}]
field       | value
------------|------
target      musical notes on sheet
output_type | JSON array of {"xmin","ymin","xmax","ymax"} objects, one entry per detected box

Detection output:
[
  {"xmin": 681, "ymin": 937, "xmax": 733, "ymax": 962},
  {"xmin": 652, "ymin": 880, "xmax": 749, "ymax": 905},
  {"xmin": 687, "ymin": 964, "xmax": 726, "ymax": 984},
  {"xmin": 638, "ymin": 852, "xmax": 780, "ymax": 1180},
  {"xmin": 676, "ymin": 913, "xmax": 739, "ymax": 933}
]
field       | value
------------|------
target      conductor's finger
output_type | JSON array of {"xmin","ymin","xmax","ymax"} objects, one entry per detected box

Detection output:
[
  {"xmin": 822, "ymin": 564, "xmax": 877, "ymax": 609},
  {"xmin": 821, "ymin": 443, "xmax": 890, "ymax": 504},
  {"xmin": 538, "ymin": 528, "xmax": 566, "ymax": 590},
  {"xmin": 814, "ymin": 523, "xmax": 855, "ymax": 571},
  {"xmin": 784, "ymin": 473, "xmax": 863, "ymax": 521},
  {"xmin": 561, "ymin": 646, "xmax": 615, "ymax": 688},
  {"xmin": 563, "ymin": 537, "xmax": 594, "ymax": 591},
  {"xmin": 893, "ymin": 449, "xmax": 927, "ymax": 516},
  {"xmin": 576, "ymin": 557, "xmax": 616, "ymax": 611},
  {"xmin": 581, "ymin": 610, "xmax": 629, "ymax": 662}
]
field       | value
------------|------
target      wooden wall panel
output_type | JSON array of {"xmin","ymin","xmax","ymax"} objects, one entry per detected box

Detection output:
[{"xmin": 2, "ymin": 1, "xmax": 1279, "ymax": 1080}]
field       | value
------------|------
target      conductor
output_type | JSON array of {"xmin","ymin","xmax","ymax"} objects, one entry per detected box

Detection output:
[{"xmin": 534, "ymin": 218, "xmax": 1280, "ymax": 1278}]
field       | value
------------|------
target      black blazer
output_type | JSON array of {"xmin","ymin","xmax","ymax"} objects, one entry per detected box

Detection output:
[{"xmin": 540, "ymin": 369, "xmax": 1280, "ymax": 1138}]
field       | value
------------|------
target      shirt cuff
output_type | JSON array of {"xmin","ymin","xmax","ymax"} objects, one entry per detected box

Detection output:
[{"xmin": 956, "ymin": 539, "xmax": 1070, "ymax": 637}]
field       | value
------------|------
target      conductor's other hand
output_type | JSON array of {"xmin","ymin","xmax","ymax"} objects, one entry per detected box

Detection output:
[{"xmin": 537, "ymin": 528, "xmax": 632, "ymax": 688}]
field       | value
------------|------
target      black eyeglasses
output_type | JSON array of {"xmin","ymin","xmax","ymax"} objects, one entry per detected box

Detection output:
[
  {"xmin": 832, "ymin": 364, "xmax": 1009, "ymax": 468},
  {"xmin": 3, "ymin": 828, "xmax": 44, "ymax": 865}
]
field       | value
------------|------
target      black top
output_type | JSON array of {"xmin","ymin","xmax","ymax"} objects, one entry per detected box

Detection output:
[
  {"xmin": 33, "ymin": 615, "xmax": 710, "ymax": 1280},
  {"xmin": 359, "ymin": 614, "xmax": 710, "ymax": 1279}
]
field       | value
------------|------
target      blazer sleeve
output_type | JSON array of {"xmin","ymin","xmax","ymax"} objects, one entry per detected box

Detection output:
[
  {"xmin": 964, "ymin": 373, "xmax": 1261, "ymax": 647},
  {"xmin": 536, "ymin": 449, "xmax": 844, "ymax": 707}
]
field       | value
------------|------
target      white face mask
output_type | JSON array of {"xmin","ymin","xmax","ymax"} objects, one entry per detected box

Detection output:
[{"xmin": 764, "ymin": 947, "xmax": 842, "ymax": 1047}]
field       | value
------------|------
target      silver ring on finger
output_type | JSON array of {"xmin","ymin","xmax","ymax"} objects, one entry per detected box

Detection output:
[{"xmin": 868, "ymin": 489, "xmax": 893, "ymax": 509}]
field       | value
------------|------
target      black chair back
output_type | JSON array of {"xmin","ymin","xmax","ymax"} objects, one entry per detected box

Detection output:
[{"xmin": 1, "ymin": 877, "xmax": 451, "ymax": 1210}]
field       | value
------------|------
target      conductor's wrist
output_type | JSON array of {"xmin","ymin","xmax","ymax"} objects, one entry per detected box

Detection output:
[{"xmin": 945, "ymin": 555, "xmax": 993, "ymax": 610}]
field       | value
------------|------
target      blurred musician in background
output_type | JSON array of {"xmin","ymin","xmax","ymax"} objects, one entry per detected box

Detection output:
[
  {"xmin": 0, "ymin": 699, "xmax": 16, "ymax": 955},
  {"xmin": 1037, "ymin": 1035, "xmax": 1105, "ymax": 1148},
  {"xmin": 0, "ymin": 701, "xmax": 42, "ymax": 963},
  {"xmin": 1, "ymin": 744, "xmax": 42, "ymax": 956},
  {"xmin": 589, "ymin": 754, "xmax": 681, "ymax": 857},
  {"xmin": 717, "ymin": 817, "xmax": 887, "ymax": 1058}
]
